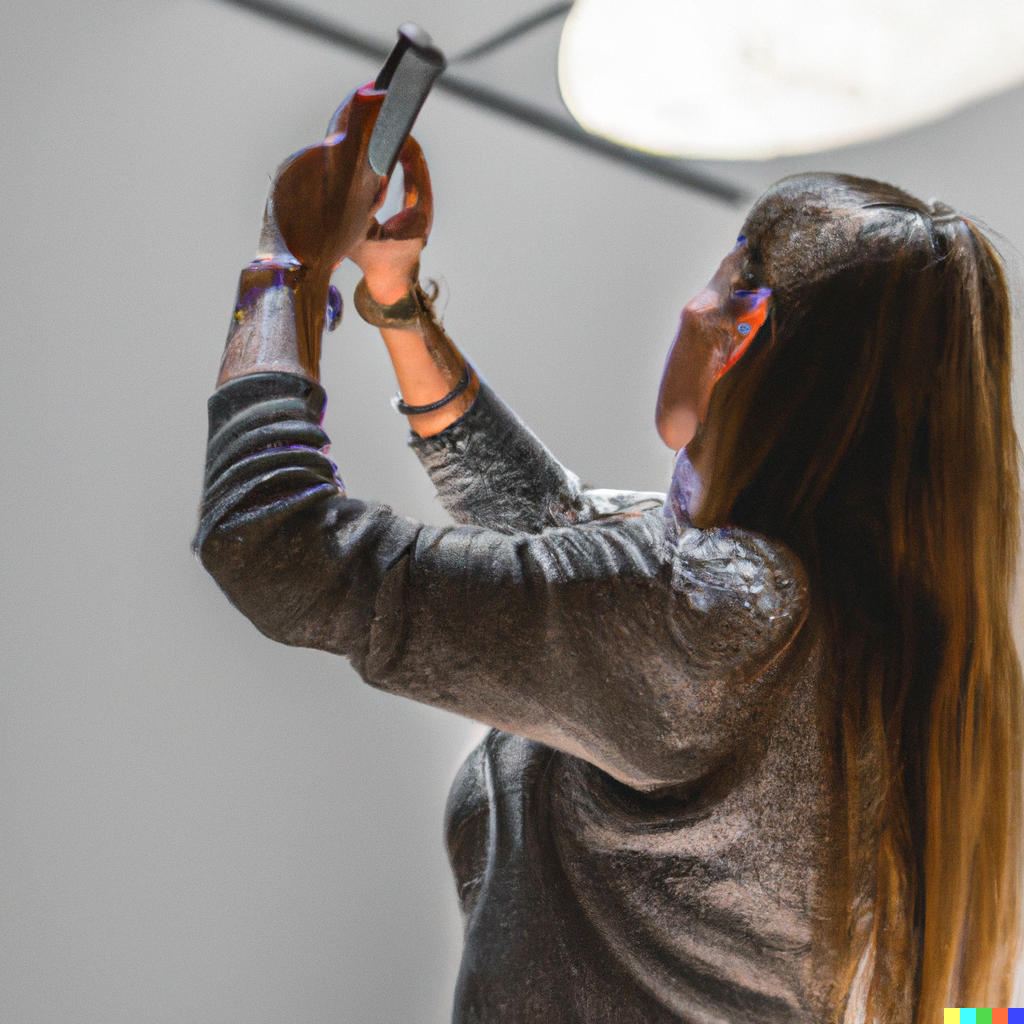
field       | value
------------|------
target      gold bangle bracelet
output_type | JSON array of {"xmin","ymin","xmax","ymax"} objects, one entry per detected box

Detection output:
[{"xmin": 353, "ymin": 277, "xmax": 423, "ymax": 329}]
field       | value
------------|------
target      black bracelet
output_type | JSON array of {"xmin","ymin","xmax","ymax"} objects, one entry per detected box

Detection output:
[{"xmin": 393, "ymin": 365, "xmax": 471, "ymax": 415}]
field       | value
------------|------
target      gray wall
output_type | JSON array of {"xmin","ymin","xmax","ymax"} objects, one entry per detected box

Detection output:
[{"xmin": 2, "ymin": 1, "xmax": 1022, "ymax": 1021}]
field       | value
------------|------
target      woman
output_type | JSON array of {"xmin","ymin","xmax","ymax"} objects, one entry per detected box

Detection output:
[{"xmin": 196, "ymin": 87, "xmax": 1022, "ymax": 1023}]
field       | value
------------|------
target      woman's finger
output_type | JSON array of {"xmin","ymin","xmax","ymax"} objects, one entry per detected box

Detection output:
[{"xmin": 377, "ymin": 135, "xmax": 433, "ymax": 242}]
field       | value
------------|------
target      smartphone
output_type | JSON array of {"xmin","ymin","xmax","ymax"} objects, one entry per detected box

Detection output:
[{"xmin": 367, "ymin": 24, "xmax": 446, "ymax": 177}]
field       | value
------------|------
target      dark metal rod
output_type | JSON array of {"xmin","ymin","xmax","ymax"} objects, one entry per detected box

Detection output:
[
  {"xmin": 436, "ymin": 72, "xmax": 749, "ymax": 203},
  {"xmin": 219, "ymin": 0, "xmax": 389, "ymax": 60},
  {"xmin": 216, "ymin": 0, "xmax": 751, "ymax": 205},
  {"xmin": 451, "ymin": 2, "xmax": 573, "ymax": 63}
]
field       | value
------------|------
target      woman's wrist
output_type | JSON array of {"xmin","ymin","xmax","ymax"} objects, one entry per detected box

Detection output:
[
  {"xmin": 352, "ymin": 270, "xmax": 479, "ymax": 437},
  {"xmin": 363, "ymin": 272, "xmax": 418, "ymax": 306},
  {"xmin": 217, "ymin": 278, "xmax": 307, "ymax": 385},
  {"xmin": 353, "ymin": 277, "xmax": 424, "ymax": 330},
  {"xmin": 217, "ymin": 260, "xmax": 331, "ymax": 386}
]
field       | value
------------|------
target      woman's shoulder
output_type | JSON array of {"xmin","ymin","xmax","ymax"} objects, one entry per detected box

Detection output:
[
  {"xmin": 669, "ymin": 521, "xmax": 807, "ymax": 618},
  {"xmin": 561, "ymin": 505, "xmax": 808, "ymax": 624}
]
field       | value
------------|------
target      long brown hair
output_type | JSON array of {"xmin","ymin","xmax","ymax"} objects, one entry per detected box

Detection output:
[{"xmin": 690, "ymin": 173, "xmax": 1022, "ymax": 1022}]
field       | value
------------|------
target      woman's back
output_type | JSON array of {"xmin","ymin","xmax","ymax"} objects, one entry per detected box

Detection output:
[
  {"xmin": 419, "ymin": 384, "xmax": 841, "ymax": 1023},
  {"xmin": 447, "ymin": 653, "xmax": 835, "ymax": 1023}
]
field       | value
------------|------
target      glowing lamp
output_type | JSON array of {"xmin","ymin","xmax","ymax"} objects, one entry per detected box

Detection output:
[{"xmin": 558, "ymin": 0, "xmax": 1024, "ymax": 159}]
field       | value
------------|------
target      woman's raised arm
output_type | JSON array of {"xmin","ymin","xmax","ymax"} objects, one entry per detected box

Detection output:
[
  {"xmin": 349, "ymin": 142, "xmax": 664, "ymax": 533},
  {"xmin": 197, "ymin": 89, "xmax": 811, "ymax": 793},
  {"xmin": 196, "ymin": 367, "xmax": 807, "ymax": 790}
]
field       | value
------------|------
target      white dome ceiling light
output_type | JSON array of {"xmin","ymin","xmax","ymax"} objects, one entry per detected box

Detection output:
[{"xmin": 558, "ymin": 0, "xmax": 1024, "ymax": 160}]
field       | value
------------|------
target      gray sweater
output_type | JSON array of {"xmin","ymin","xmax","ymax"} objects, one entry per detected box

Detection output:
[{"xmin": 196, "ymin": 372, "xmax": 838, "ymax": 1023}]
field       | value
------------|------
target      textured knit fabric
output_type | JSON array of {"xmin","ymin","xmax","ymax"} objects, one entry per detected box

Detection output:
[{"xmin": 196, "ymin": 371, "xmax": 838, "ymax": 1023}]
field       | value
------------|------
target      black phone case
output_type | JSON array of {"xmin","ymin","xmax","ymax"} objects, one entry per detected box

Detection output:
[{"xmin": 368, "ymin": 24, "xmax": 446, "ymax": 177}]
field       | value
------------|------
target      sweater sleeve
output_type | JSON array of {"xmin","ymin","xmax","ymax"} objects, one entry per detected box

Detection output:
[
  {"xmin": 196, "ymin": 372, "xmax": 809, "ymax": 789},
  {"xmin": 408, "ymin": 378, "xmax": 665, "ymax": 533}
]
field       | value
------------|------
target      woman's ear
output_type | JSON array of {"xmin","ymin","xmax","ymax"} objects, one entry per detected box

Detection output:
[{"xmin": 715, "ymin": 288, "xmax": 771, "ymax": 383}]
